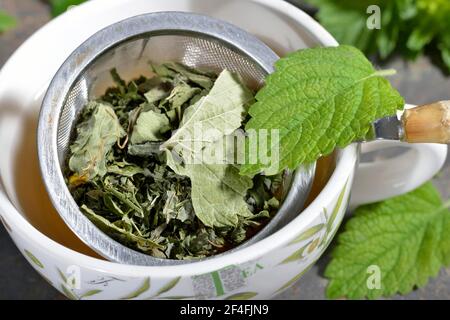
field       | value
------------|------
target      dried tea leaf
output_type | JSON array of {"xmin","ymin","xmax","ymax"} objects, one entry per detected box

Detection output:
[
  {"xmin": 163, "ymin": 62, "xmax": 214, "ymax": 89},
  {"xmin": 130, "ymin": 110, "xmax": 171, "ymax": 144},
  {"xmin": 107, "ymin": 161, "xmax": 145, "ymax": 177},
  {"xmin": 162, "ymin": 70, "xmax": 253, "ymax": 153},
  {"xmin": 164, "ymin": 81, "xmax": 201, "ymax": 110},
  {"xmin": 69, "ymin": 102, "xmax": 125, "ymax": 183},
  {"xmin": 82, "ymin": 205, "xmax": 163, "ymax": 253},
  {"xmin": 67, "ymin": 64, "xmax": 276, "ymax": 260},
  {"xmin": 167, "ymin": 134, "xmax": 253, "ymax": 228}
]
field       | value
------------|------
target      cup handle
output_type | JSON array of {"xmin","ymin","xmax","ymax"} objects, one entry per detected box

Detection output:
[{"xmin": 349, "ymin": 140, "xmax": 447, "ymax": 207}]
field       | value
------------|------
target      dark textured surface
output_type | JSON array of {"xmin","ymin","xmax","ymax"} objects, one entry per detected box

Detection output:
[{"xmin": 0, "ymin": 0, "xmax": 450, "ymax": 300}]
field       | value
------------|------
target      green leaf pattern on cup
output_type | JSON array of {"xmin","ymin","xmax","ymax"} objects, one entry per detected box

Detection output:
[
  {"xmin": 155, "ymin": 277, "xmax": 181, "ymax": 296},
  {"xmin": 280, "ymin": 181, "xmax": 349, "ymax": 265},
  {"xmin": 274, "ymin": 266, "xmax": 313, "ymax": 295},
  {"xmin": 121, "ymin": 278, "xmax": 151, "ymax": 299},
  {"xmin": 159, "ymin": 296, "xmax": 196, "ymax": 300},
  {"xmin": 57, "ymin": 267, "xmax": 102, "ymax": 300},
  {"xmin": 323, "ymin": 180, "xmax": 348, "ymax": 243},
  {"xmin": 24, "ymin": 249, "xmax": 44, "ymax": 269},
  {"xmin": 289, "ymin": 223, "xmax": 325, "ymax": 245},
  {"xmin": 146, "ymin": 277, "xmax": 182, "ymax": 299}
]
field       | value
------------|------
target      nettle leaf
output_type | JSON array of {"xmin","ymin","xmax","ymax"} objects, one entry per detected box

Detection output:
[
  {"xmin": 325, "ymin": 183, "xmax": 450, "ymax": 299},
  {"xmin": 240, "ymin": 45, "xmax": 404, "ymax": 176},
  {"xmin": 69, "ymin": 102, "xmax": 125, "ymax": 183},
  {"xmin": 0, "ymin": 11, "xmax": 17, "ymax": 33},
  {"xmin": 162, "ymin": 69, "xmax": 253, "ymax": 153}
]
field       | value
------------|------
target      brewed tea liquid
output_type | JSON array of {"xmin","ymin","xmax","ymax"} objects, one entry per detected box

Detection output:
[{"xmin": 12, "ymin": 111, "xmax": 101, "ymax": 258}]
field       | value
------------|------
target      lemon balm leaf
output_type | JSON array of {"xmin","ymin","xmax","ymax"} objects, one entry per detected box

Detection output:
[
  {"xmin": 240, "ymin": 45, "xmax": 404, "ymax": 176},
  {"xmin": 325, "ymin": 183, "xmax": 450, "ymax": 299}
]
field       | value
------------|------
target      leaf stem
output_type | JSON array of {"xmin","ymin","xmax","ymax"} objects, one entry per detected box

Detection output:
[{"xmin": 374, "ymin": 69, "xmax": 397, "ymax": 77}]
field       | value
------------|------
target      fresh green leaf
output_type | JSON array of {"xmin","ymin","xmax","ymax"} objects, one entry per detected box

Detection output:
[
  {"xmin": 241, "ymin": 45, "xmax": 404, "ymax": 176},
  {"xmin": 48, "ymin": 0, "xmax": 87, "ymax": 17},
  {"xmin": 68, "ymin": 101, "xmax": 125, "ymax": 183},
  {"xmin": 325, "ymin": 182, "xmax": 450, "ymax": 299},
  {"xmin": 306, "ymin": 0, "xmax": 379, "ymax": 53},
  {"xmin": 0, "ymin": 11, "xmax": 16, "ymax": 33},
  {"xmin": 437, "ymin": 13, "xmax": 450, "ymax": 70}
]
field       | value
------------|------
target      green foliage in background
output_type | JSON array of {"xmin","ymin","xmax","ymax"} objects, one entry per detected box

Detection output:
[
  {"xmin": 0, "ymin": 0, "xmax": 88, "ymax": 34},
  {"xmin": 0, "ymin": 10, "xmax": 16, "ymax": 33},
  {"xmin": 48, "ymin": 0, "xmax": 87, "ymax": 17},
  {"xmin": 306, "ymin": 0, "xmax": 450, "ymax": 72}
]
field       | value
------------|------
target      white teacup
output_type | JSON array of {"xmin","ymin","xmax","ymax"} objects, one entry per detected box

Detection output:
[{"xmin": 0, "ymin": 0, "xmax": 446, "ymax": 299}]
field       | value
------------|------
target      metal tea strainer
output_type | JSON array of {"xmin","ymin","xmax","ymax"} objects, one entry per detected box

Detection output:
[{"xmin": 38, "ymin": 12, "xmax": 316, "ymax": 266}]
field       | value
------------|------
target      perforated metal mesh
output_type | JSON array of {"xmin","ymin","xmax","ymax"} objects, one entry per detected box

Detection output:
[{"xmin": 57, "ymin": 34, "xmax": 267, "ymax": 165}]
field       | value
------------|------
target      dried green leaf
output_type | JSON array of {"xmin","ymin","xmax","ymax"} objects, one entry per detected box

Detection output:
[
  {"xmin": 69, "ymin": 102, "xmax": 125, "ymax": 182},
  {"xmin": 130, "ymin": 110, "xmax": 171, "ymax": 144},
  {"xmin": 162, "ymin": 70, "xmax": 253, "ymax": 153},
  {"xmin": 82, "ymin": 205, "xmax": 163, "ymax": 252}
]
